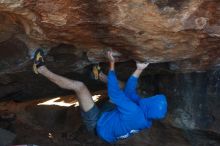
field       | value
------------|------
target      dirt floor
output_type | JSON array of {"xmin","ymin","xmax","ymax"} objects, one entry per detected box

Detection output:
[{"xmin": 0, "ymin": 92, "xmax": 190, "ymax": 146}]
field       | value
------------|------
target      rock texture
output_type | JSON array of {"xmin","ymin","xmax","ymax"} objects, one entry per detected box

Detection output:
[
  {"xmin": 0, "ymin": 95, "xmax": 191, "ymax": 146},
  {"xmin": 0, "ymin": 69, "xmax": 220, "ymax": 145},
  {"xmin": 0, "ymin": 0, "xmax": 220, "ymax": 145},
  {"xmin": 140, "ymin": 68, "xmax": 220, "ymax": 146},
  {"xmin": 0, "ymin": 0, "xmax": 220, "ymax": 72}
]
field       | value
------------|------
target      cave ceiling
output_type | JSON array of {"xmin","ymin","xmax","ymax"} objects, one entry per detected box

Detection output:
[{"xmin": 0, "ymin": 0, "xmax": 220, "ymax": 73}]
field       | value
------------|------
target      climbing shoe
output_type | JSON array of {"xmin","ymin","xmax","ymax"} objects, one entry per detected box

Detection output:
[
  {"xmin": 33, "ymin": 48, "xmax": 45, "ymax": 74},
  {"xmin": 91, "ymin": 64, "xmax": 101, "ymax": 80}
]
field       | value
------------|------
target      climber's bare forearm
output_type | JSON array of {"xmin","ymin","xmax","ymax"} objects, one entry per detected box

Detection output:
[
  {"xmin": 132, "ymin": 69, "xmax": 144, "ymax": 78},
  {"xmin": 107, "ymin": 50, "xmax": 115, "ymax": 71},
  {"xmin": 110, "ymin": 62, "xmax": 115, "ymax": 71},
  {"xmin": 133, "ymin": 62, "xmax": 150, "ymax": 78},
  {"xmin": 106, "ymin": 50, "xmax": 125, "ymax": 88}
]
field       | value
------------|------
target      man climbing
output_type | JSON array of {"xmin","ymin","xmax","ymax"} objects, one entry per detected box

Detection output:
[{"xmin": 33, "ymin": 48, "xmax": 167, "ymax": 143}]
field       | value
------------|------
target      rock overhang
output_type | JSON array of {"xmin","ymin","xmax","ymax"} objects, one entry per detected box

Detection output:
[{"xmin": 0, "ymin": 0, "xmax": 220, "ymax": 73}]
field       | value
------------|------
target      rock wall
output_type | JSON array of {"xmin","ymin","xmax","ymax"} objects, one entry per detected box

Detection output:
[
  {"xmin": 1, "ymin": 65, "xmax": 220, "ymax": 145},
  {"xmin": 1, "ymin": 0, "xmax": 220, "ymax": 99},
  {"xmin": 0, "ymin": 0, "xmax": 220, "ymax": 145},
  {"xmin": 138, "ymin": 68, "xmax": 220, "ymax": 145}
]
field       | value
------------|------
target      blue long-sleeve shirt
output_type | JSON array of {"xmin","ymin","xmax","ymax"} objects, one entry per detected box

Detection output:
[{"xmin": 96, "ymin": 71, "xmax": 152, "ymax": 143}]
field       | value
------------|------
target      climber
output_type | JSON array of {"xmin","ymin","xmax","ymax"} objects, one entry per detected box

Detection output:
[{"xmin": 32, "ymin": 48, "xmax": 167, "ymax": 143}]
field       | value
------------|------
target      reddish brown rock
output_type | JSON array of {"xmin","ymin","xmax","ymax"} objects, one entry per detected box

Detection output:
[
  {"xmin": 1, "ymin": 1, "xmax": 220, "ymax": 145},
  {"xmin": 0, "ymin": 0, "xmax": 220, "ymax": 72}
]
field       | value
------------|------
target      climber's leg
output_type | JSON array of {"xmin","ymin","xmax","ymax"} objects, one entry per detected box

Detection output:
[
  {"xmin": 37, "ymin": 66, "xmax": 95, "ymax": 112},
  {"xmin": 33, "ymin": 49, "xmax": 100, "ymax": 133}
]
